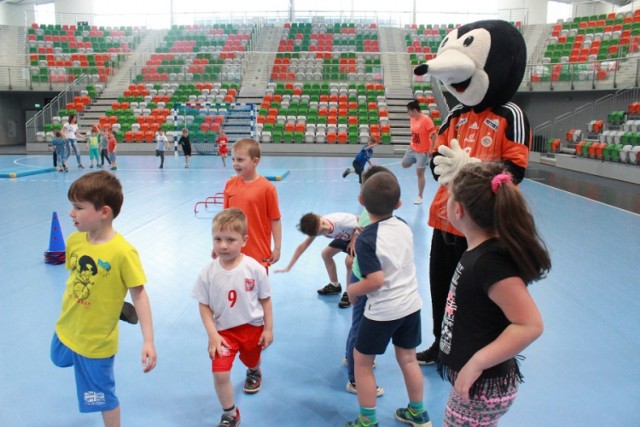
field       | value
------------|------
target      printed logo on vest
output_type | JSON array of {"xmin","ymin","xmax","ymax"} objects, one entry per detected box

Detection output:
[
  {"xmin": 481, "ymin": 136, "xmax": 493, "ymax": 147},
  {"xmin": 484, "ymin": 118, "xmax": 499, "ymax": 130},
  {"xmin": 245, "ymin": 279, "xmax": 255, "ymax": 291}
]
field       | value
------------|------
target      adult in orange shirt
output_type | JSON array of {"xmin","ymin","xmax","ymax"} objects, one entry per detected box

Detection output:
[
  {"xmin": 402, "ymin": 100, "xmax": 436, "ymax": 205},
  {"xmin": 223, "ymin": 138, "xmax": 282, "ymax": 270}
]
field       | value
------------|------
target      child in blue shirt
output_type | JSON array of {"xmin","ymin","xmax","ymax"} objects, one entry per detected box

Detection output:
[
  {"xmin": 52, "ymin": 130, "xmax": 69, "ymax": 172},
  {"xmin": 343, "ymin": 136, "xmax": 379, "ymax": 184}
]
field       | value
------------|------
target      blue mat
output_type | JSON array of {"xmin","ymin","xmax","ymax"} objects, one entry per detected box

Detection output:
[
  {"xmin": 0, "ymin": 166, "xmax": 56, "ymax": 178},
  {"xmin": 261, "ymin": 169, "xmax": 289, "ymax": 181}
]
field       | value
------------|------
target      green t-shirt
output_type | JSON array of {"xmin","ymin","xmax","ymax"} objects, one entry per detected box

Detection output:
[
  {"xmin": 55, "ymin": 232, "xmax": 147, "ymax": 358},
  {"xmin": 351, "ymin": 208, "xmax": 371, "ymax": 280}
]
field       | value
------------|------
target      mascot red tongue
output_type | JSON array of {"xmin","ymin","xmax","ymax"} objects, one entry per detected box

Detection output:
[
  {"xmin": 413, "ymin": 21, "xmax": 533, "ymax": 367},
  {"xmin": 414, "ymin": 19, "xmax": 531, "ymax": 186}
]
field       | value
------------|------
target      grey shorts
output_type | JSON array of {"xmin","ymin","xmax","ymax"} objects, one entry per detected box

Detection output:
[{"xmin": 402, "ymin": 147, "xmax": 430, "ymax": 169}]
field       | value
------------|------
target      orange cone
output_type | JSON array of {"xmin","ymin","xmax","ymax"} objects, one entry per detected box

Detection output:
[{"xmin": 44, "ymin": 211, "xmax": 66, "ymax": 265}]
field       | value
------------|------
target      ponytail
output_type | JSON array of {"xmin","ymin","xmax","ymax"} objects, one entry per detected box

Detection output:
[{"xmin": 451, "ymin": 162, "xmax": 551, "ymax": 284}]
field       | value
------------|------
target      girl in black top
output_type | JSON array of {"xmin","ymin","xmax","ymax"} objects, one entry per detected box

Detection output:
[{"xmin": 438, "ymin": 161, "xmax": 551, "ymax": 426}]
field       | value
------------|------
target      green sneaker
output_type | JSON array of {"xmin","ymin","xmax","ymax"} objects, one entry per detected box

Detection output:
[
  {"xmin": 395, "ymin": 406, "xmax": 432, "ymax": 427},
  {"xmin": 344, "ymin": 415, "xmax": 379, "ymax": 427}
]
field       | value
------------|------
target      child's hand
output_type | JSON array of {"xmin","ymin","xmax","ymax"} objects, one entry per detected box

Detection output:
[
  {"xmin": 258, "ymin": 329, "xmax": 273, "ymax": 349},
  {"xmin": 273, "ymin": 267, "xmax": 290, "ymax": 273},
  {"xmin": 267, "ymin": 247, "xmax": 281, "ymax": 264},
  {"xmin": 347, "ymin": 288, "xmax": 358, "ymax": 304},
  {"xmin": 453, "ymin": 360, "xmax": 483, "ymax": 402},
  {"xmin": 208, "ymin": 334, "xmax": 229, "ymax": 360},
  {"xmin": 141, "ymin": 341, "xmax": 157, "ymax": 373}
]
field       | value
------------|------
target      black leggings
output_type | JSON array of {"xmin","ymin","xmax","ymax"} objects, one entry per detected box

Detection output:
[
  {"xmin": 428, "ymin": 229, "xmax": 467, "ymax": 342},
  {"xmin": 100, "ymin": 149, "xmax": 111, "ymax": 165}
]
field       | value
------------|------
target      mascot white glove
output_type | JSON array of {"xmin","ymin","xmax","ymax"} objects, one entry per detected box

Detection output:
[{"xmin": 433, "ymin": 139, "xmax": 481, "ymax": 185}]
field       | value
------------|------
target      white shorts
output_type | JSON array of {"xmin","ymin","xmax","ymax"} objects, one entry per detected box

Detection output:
[{"xmin": 402, "ymin": 147, "xmax": 430, "ymax": 169}]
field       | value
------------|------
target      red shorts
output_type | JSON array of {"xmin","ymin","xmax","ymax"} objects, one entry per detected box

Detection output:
[
  {"xmin": 219, "ymin": 146, "xmax": 228, "ymax": 155},
  {"xmin": 212, "ymin": 324, "xmax": 264, "ymax": 372}
]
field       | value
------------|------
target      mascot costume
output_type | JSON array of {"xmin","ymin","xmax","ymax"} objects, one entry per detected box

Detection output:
[{"xmin": 413, "ymin": 20, "xmax": 532, "ymax": 363}]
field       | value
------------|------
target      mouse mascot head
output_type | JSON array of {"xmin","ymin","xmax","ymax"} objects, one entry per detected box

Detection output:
[{"xmin": 414, "ymin": 19, "xmax": 530, "ymax": 186}]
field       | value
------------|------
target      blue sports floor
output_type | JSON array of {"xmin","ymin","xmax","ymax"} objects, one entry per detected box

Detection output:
[{"xmin": 0, "ymin": 153, "xmax": 639, "ymax": 427}]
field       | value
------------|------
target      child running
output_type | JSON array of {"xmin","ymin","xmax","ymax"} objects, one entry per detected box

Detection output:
[
  {"xmin": 345, "ymin": 170, "xmax": 431, "ymax": 427},
  {"xmin": 275, "ymin": 211, "xmax": 358, "ymax": 297},
  {"xmin": 178, "ymin": 128, "xmax": 192, "ymax": 168},
  {"xmin": 217, "ymin": 128, "xmax": 229, "ymax": 167},
  {"xmin": 155, "ymin": 129, "xmax": 169, "ymax": 169},
  {"xmin": 50, "ymin": 171, "xmax": 156, "ymax": 427},
  {"xmin": 192, "ymin": 208, "xmax": 273, "ymax": 427},
  {"xmin": 437, "ymin": 161, "xmax": 550, "ymax": 426},
  {"xmin": 343, "ymin": 136, "xmax": 379, "ymax": 183}
]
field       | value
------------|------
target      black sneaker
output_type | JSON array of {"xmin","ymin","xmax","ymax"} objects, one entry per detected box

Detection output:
[
  {"xmin": 416, "ymin": 343, "xmax": 438, "ymax": 366},
  {"xmin": 243, "ymin": 369, "xmax": 262, "ymax": 394},
  {"xmin": 217, "ymin": 408, "xmax": 240, "ymax": 427},
  {"xmin": 342, "ymin": 168, "xmax": 351, "ymax": 178},
  {"xmin": 317, "ymin": 283, "xmax": 342, "ymax": 295},
  {"xmin": 119, "ymin": 301, "xmax": 138, "ymax": 324},
  {"xmin": 338, "ymin": 292, "xmax": 351, "ymax": 308}
]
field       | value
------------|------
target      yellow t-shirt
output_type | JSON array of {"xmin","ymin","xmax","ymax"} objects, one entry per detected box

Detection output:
[{"xmin": 55, "ymin": 232, "xmax": 147, "ymax": 358}]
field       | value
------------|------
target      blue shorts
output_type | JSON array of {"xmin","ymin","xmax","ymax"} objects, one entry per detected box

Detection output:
[
  {"xmin": 50, "ymin": 333, "xmax": 119, "ymax": 413},
  {"xmin": 355, "ymin": 310, "xmax": 422, "ymax": 355}
]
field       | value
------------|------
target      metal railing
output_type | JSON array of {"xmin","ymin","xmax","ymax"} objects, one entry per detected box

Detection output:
[
  {"xmin": 532, "ymin": 86, "xmax": 640, "ymax": 153},
  {"xmin": 25, "ymin": 74, "xmax": 90, "ymax": 144}
]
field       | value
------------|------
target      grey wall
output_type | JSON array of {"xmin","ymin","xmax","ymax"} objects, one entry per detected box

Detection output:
[{"xmin": 0, "ymin": 92, "xmax": 58, "ymax": 146}]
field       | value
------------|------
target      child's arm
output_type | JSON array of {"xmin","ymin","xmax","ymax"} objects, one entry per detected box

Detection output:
[
  {"xmin": 257, "ymin": 297, "xmax": 273, "ymax": 349},
  {"xmin": 267, "ymin": 218, "xmax": 282, "ymax": 264},
  {"xmin": 273, "ymin": 235, "xmax": 315, "ymax": 273},
  {"xmin": 129, "ymin": 285, "xmax": 157, "ymax": 373},
  {"xmin": 454, "ymin": 277, "xmax": 543, "ymax": 401},
  {"xmin": 198, "ymin": 303, "xmax": 229, "ymax": 359},
  {"xmin": 346, "ymin": 270, "xmax": 384, "ymax": 303}
]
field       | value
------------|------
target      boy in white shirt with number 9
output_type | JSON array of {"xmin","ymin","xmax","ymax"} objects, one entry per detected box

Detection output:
[{"xmin": 192, "ymin": 208, "xmax": 273, "ymax": 427}]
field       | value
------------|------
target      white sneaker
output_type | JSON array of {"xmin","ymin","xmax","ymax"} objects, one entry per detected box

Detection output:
[
  {"xmin": 414, "ymin": 196, "xmax": 423, "ymax": 205},
  {"xmin": 346, "ymin": 381, "xmax": 384, "ymax": 397}
]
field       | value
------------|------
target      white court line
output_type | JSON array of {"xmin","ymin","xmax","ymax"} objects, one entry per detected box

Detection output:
[
  {"xmin": 526, "ymin": 177, "xmax": 640, "ymax": 217},
  {"xmin": 12, "ymin": 155, "xmax": 52, "ymax": 168}
]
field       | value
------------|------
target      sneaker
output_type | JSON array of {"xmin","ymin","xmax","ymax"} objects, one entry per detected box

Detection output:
[
  {"xmin": 78, "ymin": 164, "xmax": 85, "ymax": 169},
  {"xmin": 414, "ymin": 196, "xmax": 423, "ymax": 205},
  {"xmin": 346, "ymin": 381, "xmax": 384, "ymax": 397},
  {"xmin": 110, "ymin": 166, "xmax": 117, "ymax": 170},
  {"xmin": 243, "ymin": 369, "xmax": 261, "ymax": 394},
  {"xmin": 342, "ymin": 168, "xmax": 351, "ymax": 178},
  {"xmin": 344, "ymin": 415, "xmax": 379, "ymax": 427},
  {"xmin": 338, "ymin": 292, "xmax": 351, "ymax": 308},
  {"xmin": 416, "ymin": 343, "xmax": 438, "ymax": 366},
  {"xmin": 89, "ymin": 164, "xmax": 94, "ymax": 168},
  {"xmin": 317, "ymin": 283, "xmax": 342, "ymax": 295},
  {"xmin": 119, "ymin": 301, "xmax": 138, "ymax": 324},
  {"xmin": 217, "ymin": 408, "xmax": 240, "ymax": 427},
  {"xmin": 395, "ymin": 406, "xmax": 432, "ymax": 427}
]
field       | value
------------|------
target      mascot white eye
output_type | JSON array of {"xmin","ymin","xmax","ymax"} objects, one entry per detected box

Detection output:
[{"xmin": 463, "ymin": 36, "xmax": 474, "ymax": 47}]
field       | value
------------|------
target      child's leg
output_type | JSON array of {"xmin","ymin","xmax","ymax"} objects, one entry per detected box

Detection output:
[
  {"xmin": 213, "ymin": 371, "xmax": 235, "ymax": 409},
  {"xmin": 221, "ymin": 153, "xmax": 226, "ymax": 167},
  {"xmin": 444, "ymin": 384, "xmax": 518, "ymax": 427},
  {"xmin": 321, "ymin": 245, "xmax": 342, "ymax": 284},
  {"xmin": 346, "ymin": 290, "xmax": 367, "ymax": 383},
  {"xmin": 395, "ymin": 346, "xmax": 423, "ymax": 403},
  {"xmin": 101, "ymin": 406, "xmax": 121, "ymax": 427},
  {"xmin": 354, "ymin": 349, "xmax": 377, "ymax": 408}
]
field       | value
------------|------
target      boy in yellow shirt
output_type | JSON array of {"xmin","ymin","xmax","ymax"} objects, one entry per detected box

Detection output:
[{"xmin": 51, "ymin": 170, "xmax": 157, "ymax": 427}]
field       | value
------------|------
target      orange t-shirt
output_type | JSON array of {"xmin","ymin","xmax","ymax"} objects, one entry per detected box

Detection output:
[
  {"xmin": 223, "ymin": 176, "xmax": 281, "ymax": 267},
  {"xmin": 410, "ymin": 113, "xmax": 436, "ymax": 153},
  {"xmin": 429, "ymin": 103, "xmax": 531, "ymax": 235}
]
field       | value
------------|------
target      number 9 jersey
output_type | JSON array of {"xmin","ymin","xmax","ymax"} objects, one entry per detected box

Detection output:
[{"xmin": 192, "ymin": 255, "xmax": 271, "ymax": 331}]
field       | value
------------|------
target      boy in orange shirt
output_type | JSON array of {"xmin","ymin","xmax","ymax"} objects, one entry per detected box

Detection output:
[
  {"xmin": 402, "ymin": 100, "xmax": 436, "ymax": 205},
  {"xmin": 223, "ymin": 138, "xmax": 282, "ymax": 270}
]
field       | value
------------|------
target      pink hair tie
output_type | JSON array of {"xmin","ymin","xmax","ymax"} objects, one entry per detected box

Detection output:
[{"xmin": 491, "ymin": 172, "xmax": 512, "ymax": 193}]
